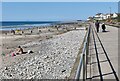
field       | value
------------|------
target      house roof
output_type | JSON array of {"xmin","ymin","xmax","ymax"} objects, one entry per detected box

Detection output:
[{"xmin": 96, "ymin": 13, "xmax": 103, "ymax": 15}]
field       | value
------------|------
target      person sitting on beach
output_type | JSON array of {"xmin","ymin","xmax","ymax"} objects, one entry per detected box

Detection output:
[
  {"xmin": 15, "ymin": 46, "xmax": 23, "ymax": 55},
  {"xmin": 30, "ymin": 30, "xmax": 33, "ymax": 33},
  {"xmin": 22, "ymin": 31, "xmax": 24, "ymax": 34},
  {"xmin": 11, "ymin": 30, "xmax": 15, "ymax": 35}
]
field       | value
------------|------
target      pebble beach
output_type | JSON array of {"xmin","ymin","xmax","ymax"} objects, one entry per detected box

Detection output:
[{"xmin": 0, "ymin": 23, "xmax": 87, "ymax": 79}]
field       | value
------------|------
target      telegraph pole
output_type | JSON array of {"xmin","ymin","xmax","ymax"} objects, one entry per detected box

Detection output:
[
  {"xmin": 109, "ymin": 7, "xmax": 111, "ymax": 23},
  {"xmin": 109, "ymin": 7, "xmax": 111, "ymax": 14}
]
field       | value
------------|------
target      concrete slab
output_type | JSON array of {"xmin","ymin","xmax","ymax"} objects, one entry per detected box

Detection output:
[{"xmin": 87, "ymin": 23, "xmax": 119, "ymax": 80}]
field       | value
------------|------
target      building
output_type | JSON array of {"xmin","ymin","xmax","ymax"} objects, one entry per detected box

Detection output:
[
  {"xmin": 105, "ymin": 13, "xmax": 111, "ymax": 19},
  {"xmin": 94, "ymin": 13, "xmax": 102, "ymax": 20},
  {"xmin": 112, "ymin": 13, "xmax": 118, "ymax": 18},
  {"xmin": 94, "ymin": 13, "xmax": 107, "ymax": 20},
  {"xmin": 87, "ymin": 13, "xmax": 118, "ymax": 21},
  {"xmin": 87, "ymin": 17, "xmax": 93, "ymax": 21}
]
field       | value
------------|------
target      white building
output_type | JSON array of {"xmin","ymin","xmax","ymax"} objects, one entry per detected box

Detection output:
[
  {"xmin": 112, "ymin": 13, "xmax": 118, "ymax": 18},
  {"xmin": 90, "ymin": 13, "xmax": 118, "ymax": 21},
  {"xmin": 94, "ymin": 13, "xmax": 104, "ymax": 20},
  {"xmin": 87, "ymin": 17, "xmax": 93, "ymax": 21},
  {"xmin": 94, "ymin": 13, "xmax": 117, "ymax": 20},
  {"xmin": 100, "ymin": 14, "xmax": 107, "ymax": 20},
  {"xmin": 105, "ymin": 14, "xmax": 111, "ymax": 19}
]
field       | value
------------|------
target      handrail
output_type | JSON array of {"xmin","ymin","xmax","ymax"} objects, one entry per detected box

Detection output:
[
  {"xmin": 74, "ymin": 24, "xmax": 91, "ymax": 81},
  {"xmin": 74, "ymin": 23, "xmax": 119, "ymax": 81}
]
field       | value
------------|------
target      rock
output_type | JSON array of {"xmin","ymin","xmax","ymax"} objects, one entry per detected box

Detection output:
[
  {"xmin": 7, "ymin": 73, "xmax": 12, "ymax": 77},
  {"xmin": 58, "ymin": 51, "xmax": 61, "ymax": 54},
  {"xmin": 20, "ymin": 72, "xmax": 24, "ymax": 76},
  {"xmin": 28, "ymin": 75, "xmax": 35, "ymax": 79},
  {"xmin": 37, "ymin": 66, "xmax": 42, "ymax": 69},
  {"xmin": 44, "ymin": 56, "xmax": 49, "ymax": 59},
  {"xmin": 61, "ymin": 70, "xmax": 66, "ymax": 73},
  {"xmin": 4, "ymin": 67, "xmax": 8, "ymax": 70}
]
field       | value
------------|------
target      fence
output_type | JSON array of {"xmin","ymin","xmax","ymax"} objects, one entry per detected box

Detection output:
[{"xmin": 74, "ymin": 24, "xmax": 91, "ymax": 81}]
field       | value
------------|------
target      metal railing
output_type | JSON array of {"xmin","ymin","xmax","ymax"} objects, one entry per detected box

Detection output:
[
  {"xmin": 74, "ymin": 23, "xmax": 119, "ymax": 81},
  {"xmin": 74, "ymin": 24, "xmax": 91, "ymax": 81}
]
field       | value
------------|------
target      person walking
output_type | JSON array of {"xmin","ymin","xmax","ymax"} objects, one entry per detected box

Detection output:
[
  {"xmin": 101, "ymin": 23, "xmax": 106, "ymax": 32},
  {"xmin": 95, "ymin": 20, "xmax": 100, "ymax": 32}
]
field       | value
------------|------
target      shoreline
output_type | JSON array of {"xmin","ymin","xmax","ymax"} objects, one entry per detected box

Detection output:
[{"xmin": 0, "ymin": 25, "xmax": 51, "ymax": 35}]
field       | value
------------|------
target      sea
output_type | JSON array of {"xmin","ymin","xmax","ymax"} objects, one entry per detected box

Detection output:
[{"xmin": 0, "ymin": 21, "xmax": 61, "ymax": 31}]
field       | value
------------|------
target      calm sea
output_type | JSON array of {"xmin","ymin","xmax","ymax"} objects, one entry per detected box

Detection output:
[{"xmin": 0, "ymin": 21, "xmax": 60, "ymax": 31}]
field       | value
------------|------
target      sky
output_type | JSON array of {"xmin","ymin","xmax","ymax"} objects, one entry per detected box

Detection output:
[
  {"xmin": 1, "ymin": 0, "xmax": 120, "ymax": 2},
  {"xmin": 1, "ymin": 2, "xmax": 119, "ymax": 21}
]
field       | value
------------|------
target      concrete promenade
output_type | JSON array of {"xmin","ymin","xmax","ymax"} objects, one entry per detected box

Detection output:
[{"xmin": 87, "ymin": 23, "xmax": 119, "ymax": 80}]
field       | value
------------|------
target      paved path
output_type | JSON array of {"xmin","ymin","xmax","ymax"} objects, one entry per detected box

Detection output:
[{"xmin": 87, "ymin": 23, "xmax": 119, "ymax": 80}]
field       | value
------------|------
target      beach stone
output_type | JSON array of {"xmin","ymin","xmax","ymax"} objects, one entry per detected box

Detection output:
[
  {"xmin": 4, "ymin": 67, "xmax": 8, "ymax": 70},
  {"xmin": 19, "ymin": 72, "xmax": 24, "ymax": 76},
  {"xmin": 0, "ymin": 28, "xmax": 86, "ymax": 79},
  {"xmin": 44, "ymin": 56, "xmax": 49, "ymax": 59}
]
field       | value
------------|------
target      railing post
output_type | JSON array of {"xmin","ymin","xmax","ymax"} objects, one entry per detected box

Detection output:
[
  {"xmin": 85, "ymin": 42, "xmax": 88, "ymax": 80},
  {"xmin": 85, "ymin": 25, "xmax": 90, "ymax": 80},
  {"xmin": 83, "ymin": 53, "xmax": 85, "ymax": 81}
]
